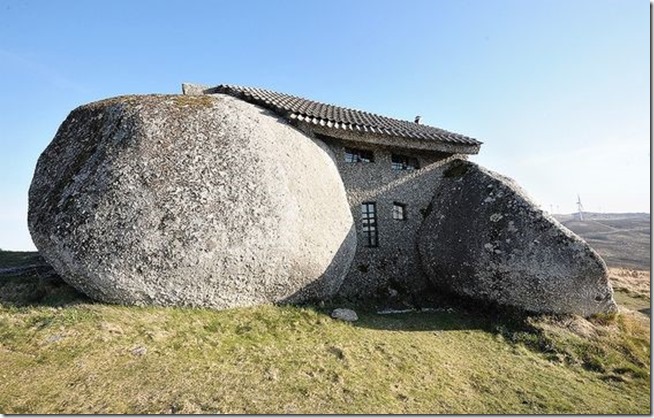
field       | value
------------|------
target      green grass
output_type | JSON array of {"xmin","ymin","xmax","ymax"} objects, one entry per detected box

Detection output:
[
  {"xmin": 0, "ymin": 251, "xmax": 650, "ymax": 414},
  {"xmin": 609, "ymin": 269, "xmax": 650, "ymax": 316},
  {"xmin": 614, "ymin": 289, "xmax": 650, "ymax": 314}
]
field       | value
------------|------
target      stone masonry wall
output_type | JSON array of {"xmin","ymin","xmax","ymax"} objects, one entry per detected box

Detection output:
[{"xmin": 299, "ymin": 129, "xmax": 463, "ymax": 299}]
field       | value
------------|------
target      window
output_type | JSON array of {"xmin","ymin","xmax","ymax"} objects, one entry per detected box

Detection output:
[
  {"xmin": 361, "ymin": 202, "xmax": 378, "ymax": 247},
  {"xmin": 393, "ymin": 202, "xmax": 406, "ymax": 220},
  {"xmin": 391, "ymin": 154, "xmax": 420, "ymax": 170},
  {"xmin": 345, "ymin": 147, "xmax": 374, "ymax": 163}
]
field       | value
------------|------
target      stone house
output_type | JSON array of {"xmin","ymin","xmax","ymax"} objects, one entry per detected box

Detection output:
[
  {"xmin": 29, "ymin": 83, "xmax": 615, "ymax": 315},
  {"xmin": 182, "ymin": 84, "xmax": 482, "ymax": 299}
]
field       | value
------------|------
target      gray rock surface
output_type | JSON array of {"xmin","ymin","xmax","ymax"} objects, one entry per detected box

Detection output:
[
  {"xmin": 417, "ymin": 160, "xmax": 616, "ymax": 316},
  {"xmin": 331, "ymin": 308, "xmax": 358, "ymax": 322},
  {"xmin": 28, "ymin": 94, "xmax": 356, "ymax": 309}
]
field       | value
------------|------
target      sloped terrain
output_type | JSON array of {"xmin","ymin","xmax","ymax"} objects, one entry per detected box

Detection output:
[
  {"xmin": 555, "ymin": 213, "xmax": 650, "ymax": 271},
  {"xmin": 0, "ymin": 250, "xmax": 649, "ymax": 414}
]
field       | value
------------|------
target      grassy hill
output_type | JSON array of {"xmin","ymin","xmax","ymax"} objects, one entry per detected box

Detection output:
[
  {"xmin": 0, "ymin": 250, "xmax": 650, "ymax": 414},
  {"xmin": 555, "ymin": 212, "xmax": 650, "ymax": 271}
]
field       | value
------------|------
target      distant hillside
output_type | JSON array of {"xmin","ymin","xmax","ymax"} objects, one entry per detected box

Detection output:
[{"xmin": 554, "ymin": 213, "xmax": 650, "ymax": 271}]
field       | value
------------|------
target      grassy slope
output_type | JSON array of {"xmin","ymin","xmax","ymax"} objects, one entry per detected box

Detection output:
[
  {"xmin": 609, "ymin": 268, "xmax": 650, "ymax": 315},
  {"xmin": 0, "ymin": 252, "xmax": 650, "ymax": 414}
]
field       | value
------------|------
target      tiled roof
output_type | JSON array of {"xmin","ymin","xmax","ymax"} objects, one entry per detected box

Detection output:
[{"xmin": 209, "ymin": 84, "xmax": 482, "ymax": 147}]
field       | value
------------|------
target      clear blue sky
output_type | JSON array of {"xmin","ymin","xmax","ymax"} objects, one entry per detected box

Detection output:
[{"xmin": 0, "ymin": 0, "xmax": 650, "ymax": 250}]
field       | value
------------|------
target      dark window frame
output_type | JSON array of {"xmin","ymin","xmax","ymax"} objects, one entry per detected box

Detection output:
[
  {"xmin": 361, "ymin": 202, "xmax": 379, "ymax": 248},
  {"xmin": 392, "ymin": 202, "xmax": 407, "ymax": 220},
  {"xmin": 391, "ymin": 154, "xmax": 420, "ymax": 170},
  {"xmin": 345, "ymin": 147, "xmax": 375, "ymax": 163}
]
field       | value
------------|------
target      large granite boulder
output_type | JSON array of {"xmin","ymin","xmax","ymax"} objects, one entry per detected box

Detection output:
[
  {"xmin": 28, "ymin": 94, "xmax": 356, "ymax": 309},
  {"xmin": 417, "ymin": 160, "xmax": 616, "ymax": 316}
]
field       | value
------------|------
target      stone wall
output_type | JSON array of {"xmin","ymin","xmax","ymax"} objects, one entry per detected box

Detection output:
[{"xmin": 298, "ymin": 129, "xmax": 462, "ymax": 299}]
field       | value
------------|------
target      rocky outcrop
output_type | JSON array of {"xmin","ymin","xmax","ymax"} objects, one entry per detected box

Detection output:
[
  {"xmin": 28, "ymin": 94, "xmax": 356, "ymax": 309},
  {"xmin": 417, "ymin": 160, "xmax": 616, "ymax": 316}
]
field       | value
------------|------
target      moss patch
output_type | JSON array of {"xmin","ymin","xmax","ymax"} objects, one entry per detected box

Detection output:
[{"xmin": 171, "ymin": 95, "xmax": 214, "ymax": 108}]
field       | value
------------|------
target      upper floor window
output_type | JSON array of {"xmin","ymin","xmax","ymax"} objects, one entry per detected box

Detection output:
[
  {"xmin": 392, "ymin": 202, "xmax": 406, "ymax": 220},
  {"xmin": 391, "ymin": 154, "xmax": 420, "ymax": 170},
  {"xmin": 345, "ymin": 147, "xmax": 374, "ymax": 163},
  {"xmin": 361, "ymin": 202, "xmax": 378, "ymax": 248}
]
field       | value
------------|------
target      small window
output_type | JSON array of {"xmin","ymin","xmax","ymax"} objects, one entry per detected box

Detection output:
[
  {"xmin": 361, "ymin": 202, "xmax": 378, "ymax": 247},
  {"xmin": 393, "ymin": 202, "xmax": 406, "ymax": 220},
  {"xmin": 391, "ymin": 154, "xmax": 419, "ymax": 170},
  {"xmin": 345, "ymin": 148, "xmax": 374, "ymax": 163}
]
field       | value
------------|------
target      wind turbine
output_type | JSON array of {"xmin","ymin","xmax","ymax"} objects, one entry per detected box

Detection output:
[{"xmin": 576, "ymin": 194, "xmax": 584, "ymax": 221}]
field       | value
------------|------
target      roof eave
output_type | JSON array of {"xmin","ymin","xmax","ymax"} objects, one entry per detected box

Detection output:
[{"xmin": 302, "ymin": 123, "xmax": 481, "ymax": 155}]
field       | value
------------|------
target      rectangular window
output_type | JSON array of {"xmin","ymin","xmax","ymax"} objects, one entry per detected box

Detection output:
[
  {"xmin": 393, "ymin": 202, "xmax": 406, "ymax": 220},
  {"xmin": 345, "ymin": 147, "xmax": 374, "ymax": 163},
  {"xmin": 361, "ymin": 202, "xmax": 378, "ymax": 248},
  {"xmin": 391, "ymin": 154, "xmax": 420, "ymax": 170}
]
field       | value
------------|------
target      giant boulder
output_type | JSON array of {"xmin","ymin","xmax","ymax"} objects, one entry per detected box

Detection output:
[
  {"xmin": 28, "ymin": 94, "xmax": 356, "ymax": 309},
  {"xmin": 417, "ymin": 160, "xmax": 616, "ymax": 316}
]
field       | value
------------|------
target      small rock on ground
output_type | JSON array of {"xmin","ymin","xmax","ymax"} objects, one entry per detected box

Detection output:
[
  {"xmin": 45, "ymin": 334, "xmax": 64, "ymax": 344},
  {"xmin": 131, "ymin": 346, "xmax": 147, "ymax": 356},
  {"xmin": 331, "ymin": 308, "xmax": 358, "ymax": 322}
]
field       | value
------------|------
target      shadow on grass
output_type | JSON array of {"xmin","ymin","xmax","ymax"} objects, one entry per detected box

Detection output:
[
  {"xmin": 306, "ymin": 286, "xmax": 537, "ymax": 336},
  {"xmin": 0, "ymin": 250, "xmax": 533, "ymax": 339},
  {"xmin": 354, "ymin": 309, "xmax": 488, "ymax": 333}
]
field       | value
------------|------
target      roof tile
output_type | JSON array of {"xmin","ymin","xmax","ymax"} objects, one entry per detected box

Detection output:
[{"xmin": 211, "ymin": 84, "xmax": 482, "ymax": 147}]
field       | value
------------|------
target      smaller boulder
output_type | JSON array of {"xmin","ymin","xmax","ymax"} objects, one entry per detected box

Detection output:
[
  {"xmin": 331, "ymin": 308, "xmax": 358, "ymax": 322},
  {"xmin": 418, "ymin": 160, "xmax": 617, "ymax": 317}
]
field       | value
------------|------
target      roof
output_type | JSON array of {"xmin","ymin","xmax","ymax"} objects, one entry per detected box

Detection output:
[{"xmin": 187, "ymin": 83, "xmax": 482, "ymax": 152}]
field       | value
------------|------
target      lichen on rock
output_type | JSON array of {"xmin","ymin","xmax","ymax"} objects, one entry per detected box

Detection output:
[
  {"xmin": 418, "ymin": 159, "xmax": 616, "ymax": 316},
  {"xmin": 28, "ymin": 94, "xmax": 356, "ymax": 309}
]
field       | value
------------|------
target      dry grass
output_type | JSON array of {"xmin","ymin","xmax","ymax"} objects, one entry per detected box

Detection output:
[
  {"xmin": 0, "ymin": 303, "xmax": 650, "ymax": 413},
  {"xmin": 609, "ymin": 268, "xmax": 650, "ymax": 299},
  {"xmin": 0, "ymin": 251, "xmax": 650, "ymax": 414},
  {"xmin": 608, "ymin": 268, "xmax": 650, "ymax": 315}
]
